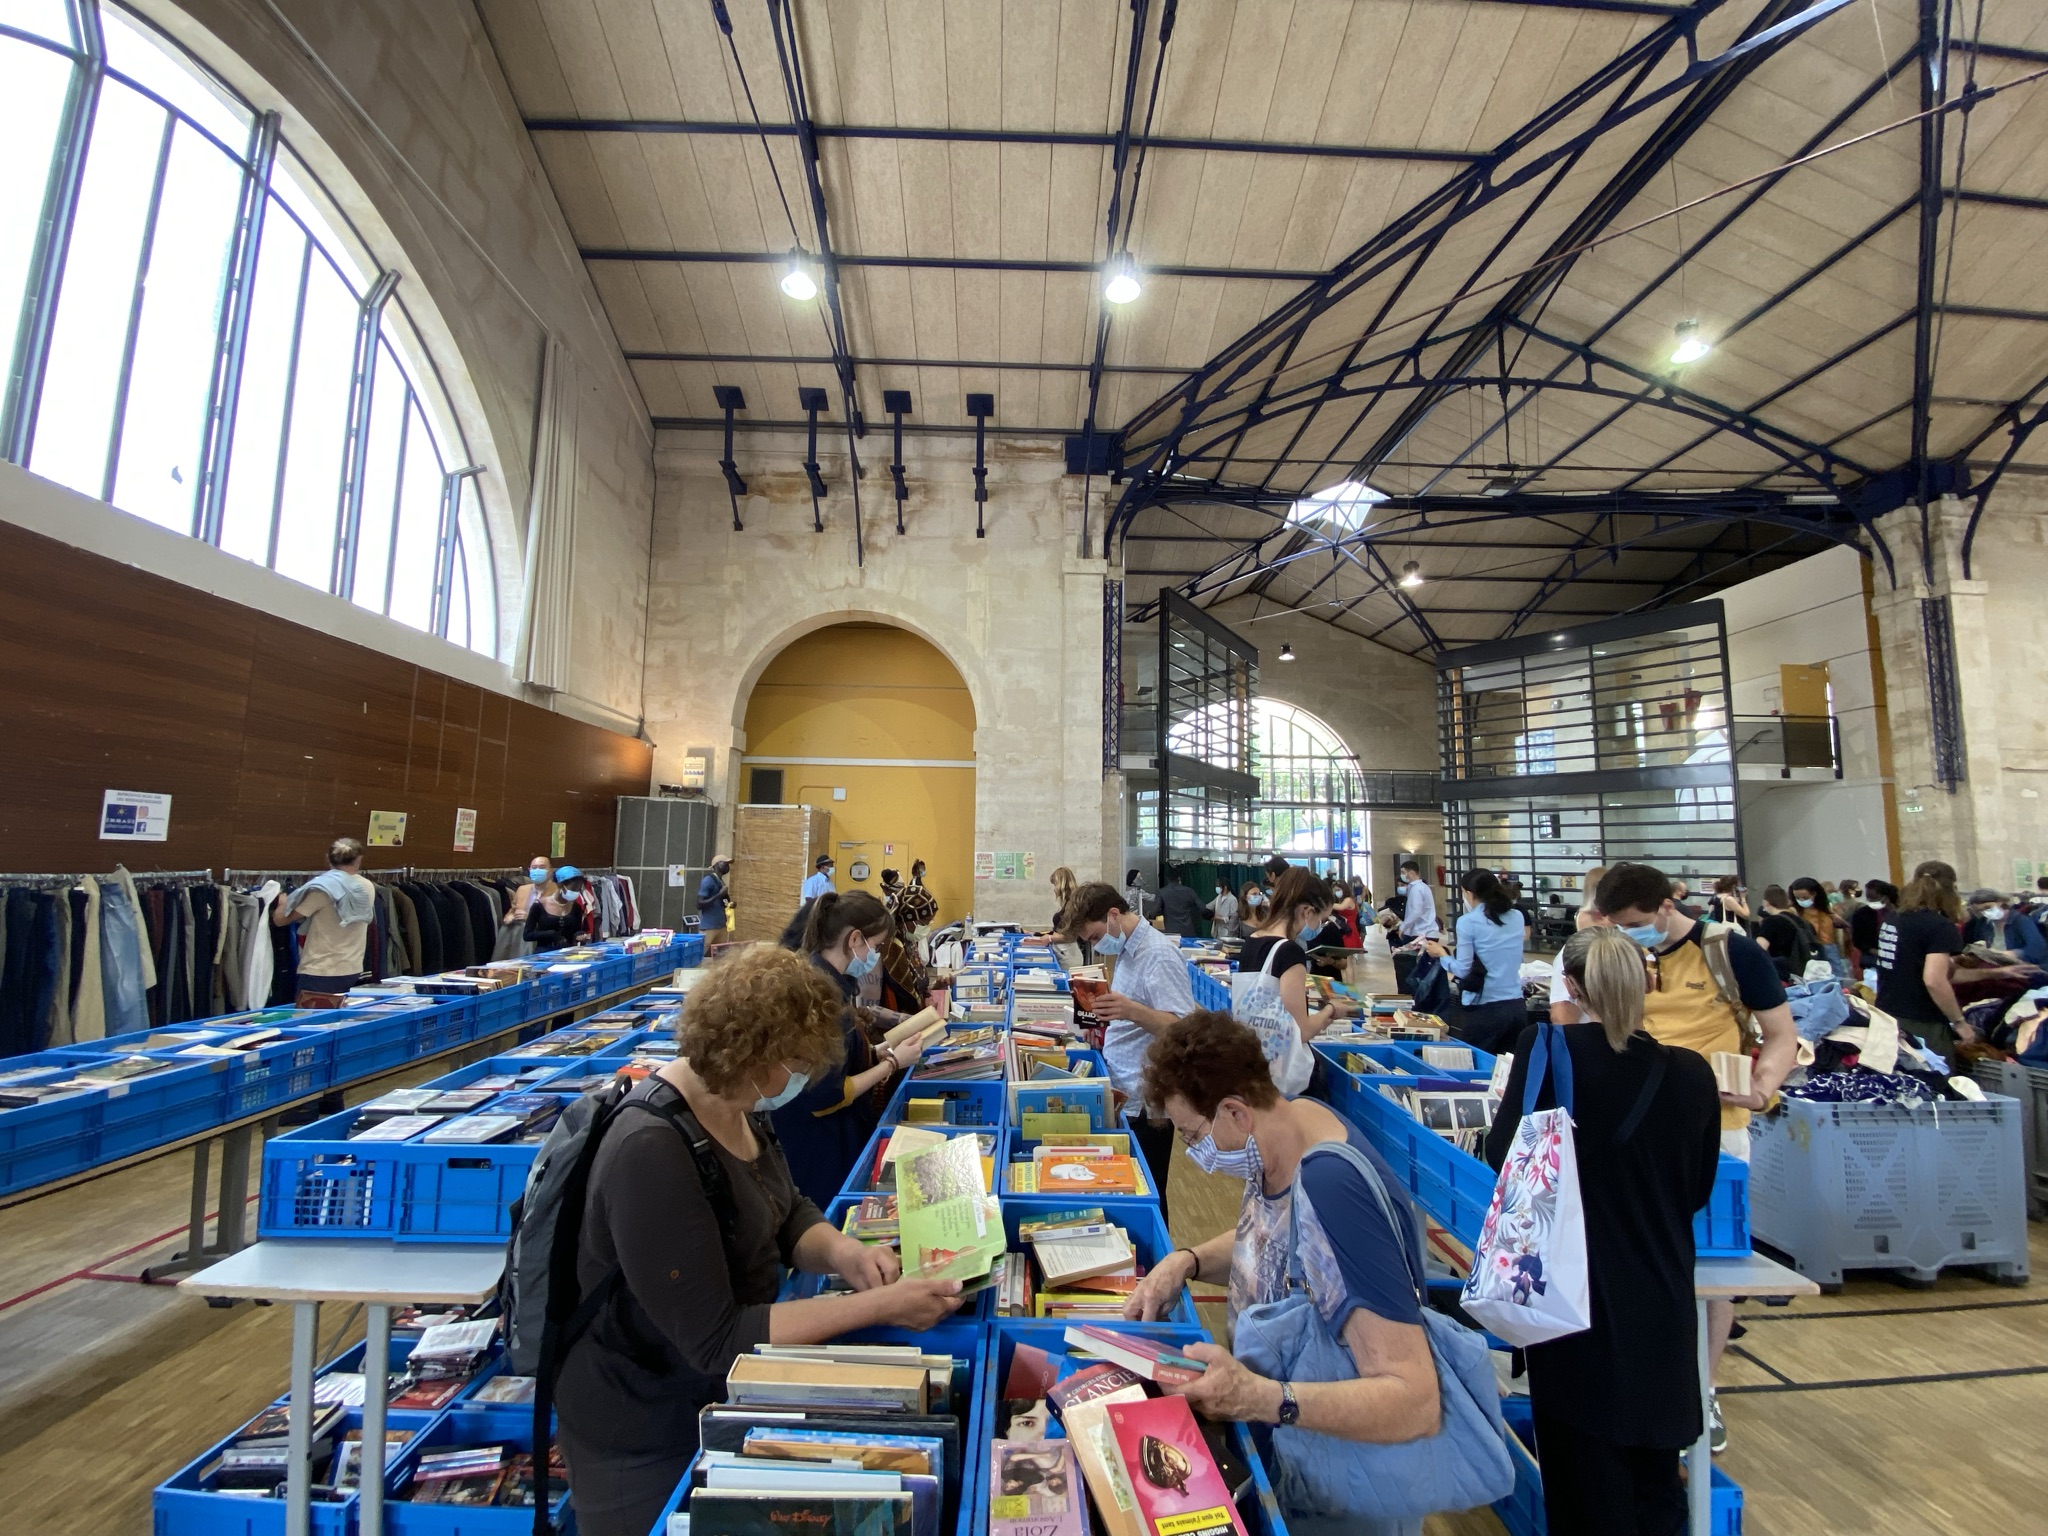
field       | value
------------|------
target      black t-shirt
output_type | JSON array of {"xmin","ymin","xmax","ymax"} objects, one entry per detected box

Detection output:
[
  {"xmin": 1850, "ymin": 902, "xmax": 1887, "ymax": 956},
  {"xmin": 1755, "ymin": 911, "xmax": 1811, "ymax": 982},
  {"xmin": 1486, "ymin": 1025, "xmax": 1720, "ymax": 1447},
  {"xmin": 1876, "ymin": 908, "xmax": 1963, "ymax": 1022},
  {"xmin": 1238, "ymin": 934, "xmax": 1309, "ymax": 982}
]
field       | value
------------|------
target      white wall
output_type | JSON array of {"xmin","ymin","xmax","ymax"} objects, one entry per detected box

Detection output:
[
  {"xmin": 642, "ymin": 430, "xmax": 1116, "ymax": 927},
  {"xmin": 1716, "ymin": 543, "xmax": 1893, "ymax": 885}
]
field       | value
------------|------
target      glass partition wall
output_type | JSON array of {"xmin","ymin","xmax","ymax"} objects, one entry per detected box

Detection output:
[{"xmin": 1437, "ymin": 602, "xmax": 1739, "ymax": 944}]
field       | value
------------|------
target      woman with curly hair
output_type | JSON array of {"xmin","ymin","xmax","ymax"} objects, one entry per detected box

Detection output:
[{"xmin": 555, "ymin": 942, "xmax": 964, "ymax": 1536}]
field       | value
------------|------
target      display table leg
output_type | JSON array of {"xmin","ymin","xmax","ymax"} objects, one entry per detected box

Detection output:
[
  {"xmin": 287, "ymin": 1299, "xmax": 319, "ymax": 1536},
  {"xmin": 1688, "ymin": 1297, "xmax": 1711, "ymax": 1536},
  {"xmin": 140, "ymin": 1139, "xmax": 217, "ymax": 1283},
  {"xmin": 217, "ymin": 1124, "xmax": 252, "ymax": 1251},
  {"xmin": 361, "ymin": 1303, "xmax": 391, "ymax": 1536}
]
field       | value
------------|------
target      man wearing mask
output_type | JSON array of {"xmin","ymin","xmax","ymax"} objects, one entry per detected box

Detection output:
[
  {"xmin": 1061, "ymin": 882, "xmax": 1196, "ymax": 1219},
  {"xmin": 1393, "ymin": 860, "xmax": 1439, "ymax": 941},
  {"xmin": 697, "ymin": 856, "xmax": 733, "ymax": 946},
  {"xmin": 1594, "ymin": 862, "xmax": 1797, "ymax": 1454},
  {"xmin": 1964, "ymin": 888, "xmax": 2048, "ymax": 966},
  {"xmin": 802, "ymin": 854, "xmax": 836, "ymax": 903}
]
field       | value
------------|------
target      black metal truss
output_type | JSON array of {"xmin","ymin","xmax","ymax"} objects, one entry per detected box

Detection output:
[{"xmin": 582, "ymin": 248, "xmax": 1324, "ymax": 282}]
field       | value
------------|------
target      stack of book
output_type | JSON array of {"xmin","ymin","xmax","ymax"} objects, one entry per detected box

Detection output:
[
  {"xmin": 204, "ymin": 1402, "xmax": 346, "ymax": 1494},
  {"xmin": 684, "ymin": 1359, "xmax": 970, "ymax": 1536},
  {"xmin": 915, "ymin": 1039, "xmax": 1004, "ymax": 1081},
  {"xmin": 493, "ymin": 1093, "xmax": 568, "ymax": 1140},
  {"xmin": 404, "ymin": 1443, "xmax": 566, "ymax": 1507},
  {"xmin": 991, "ymin": 1333, "xmax": 1250, "ymax": 1536},
  {"xmin": 1006, "ymin": 1139, "xmax": 1146, "ymax": 1197},
  {"xmin": 869, "ymin": 1127, "xmax": 996, "ymax": 1192},
  {"xmin": 390, "ymin": 1319, "xmax": 497, "ymax": 1409},
  {"xmin": 420, "ymin": 1113, "xmax": 524, "ymax": 1146},
  {"xmin": 1015, "ymin": 1209, "xmax": 1145, "ymax": 1317},
  {"xmin": 1011, "ymin": 1078, "xmax": 1116, "ymax": 1140},
  {"xmin": 329, "ymin": 1427, "xmax": 416, "ymax": 1489},
  {"xmin": 839, "ymin": 1192, "xmax": 899, "ymax": 1244},
  {"xmin": 1009, "ymin": 1037, "xmax": 1098, "ymax": 1082}
]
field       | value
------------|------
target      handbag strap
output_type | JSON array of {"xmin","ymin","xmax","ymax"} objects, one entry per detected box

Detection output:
[
  {"xmin": 1286, "ymin": 1137, "xmax": 1426, "ymax": 1305},
  {"xmin": 1258, "ymin": 938, "xmax": 1287, "ymax": 981},
  {"xmin": 1612, "ymin": 1042, "xmax": 1669, "ymax": 1148},
  {"xmin": 1521, "ymin": 1022, "xmax": 1576, "ymax": 1119}
]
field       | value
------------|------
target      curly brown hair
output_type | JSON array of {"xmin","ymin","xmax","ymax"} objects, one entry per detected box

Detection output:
[
  {"xmin": 677, "ymin": 944, "xmax": 847, "ymax": 1097},
  {"xmin": 1142, "ymin": 1009, "xmax": 1279, "ymax": 1118}
]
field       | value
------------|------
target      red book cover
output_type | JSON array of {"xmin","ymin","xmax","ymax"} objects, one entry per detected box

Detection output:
[{"xmin": 1105, "ymin": 1397, "xmax": 1249, "ymax": 1536}]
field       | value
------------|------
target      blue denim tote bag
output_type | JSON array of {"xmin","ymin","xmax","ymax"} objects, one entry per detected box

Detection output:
[{"xmin": 1233, "ymin": 1139, "xmax": 1515, "ymax": 1521}]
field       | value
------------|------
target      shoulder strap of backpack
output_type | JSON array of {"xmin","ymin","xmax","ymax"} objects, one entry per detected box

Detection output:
[{"xmin": 1699, "ymin": 922, "xmax": 1761, "ymax": 1048}]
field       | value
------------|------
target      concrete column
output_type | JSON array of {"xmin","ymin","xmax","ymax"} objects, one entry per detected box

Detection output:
[{"xmin": 1868, "ymin": 496, "xmax": 2022, "ymax": 884}]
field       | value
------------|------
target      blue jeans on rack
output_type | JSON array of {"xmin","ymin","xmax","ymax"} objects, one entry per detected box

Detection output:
[{"xmin": 98, "ymin": 883, "xmax": 149, "ymax": 1035}]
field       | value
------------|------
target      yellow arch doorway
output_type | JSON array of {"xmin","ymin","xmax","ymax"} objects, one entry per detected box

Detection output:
[{"xmin": 740, "ymin": 623, "xmax": 976, "ymax": 928}]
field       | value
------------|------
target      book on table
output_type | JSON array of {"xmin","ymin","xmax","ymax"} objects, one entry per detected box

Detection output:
[
  {"xmin": 725, "ymin": 1355, "xmax": 931, "ymax": 1414},
  {"xmin": 1063, "ymin": 1325, "xmax": 1205, "ymax": 1386},
  {"xmin": 1029, "ymin": 1224, "xmax": 1136, "ymax": 1287},
  {"xmin": 895, "ymin": 1133, "xmax": 1005, "ymax": 1282},
  {"xmin": 1046, "ymin": 1363, "xmax": 1150, "ymax": 1536},
  {"xmin": 1106, "ymin": 1395, "xmax": 1249, "ymax": 1536},
  {"xmin": 989, "ymin": 1439, "xmax": 1087, "ymax": 1536}
]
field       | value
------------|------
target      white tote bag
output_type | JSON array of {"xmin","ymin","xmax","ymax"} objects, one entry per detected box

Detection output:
[
  {"xmin": 1231, "ymin": 941, "xmax": 1318, "ymax": 1097},
  {"xmin": 1461, "ymin": 1024, "xmax": 1593, "ymax": 1347}
]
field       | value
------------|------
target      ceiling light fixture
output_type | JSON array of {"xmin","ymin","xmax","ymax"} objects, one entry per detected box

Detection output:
[
  {"xmin": 1670, "ymin": 318, "xmax": 1710, "ymax": 366},
  {"xmin": 1103, "ymin": 252, "xmax": 1142, "ymax": 305},
  {"xmin": 780, "ymin": 250, "xmax": 819, "ymax": 302},
  {"xmin": 1399, "ymin": 561, "xmax": 1424, "ymax": 589},
  {"xmin": 1278, "ymin": 642, "xmax": 1296, "ymax": 662}
]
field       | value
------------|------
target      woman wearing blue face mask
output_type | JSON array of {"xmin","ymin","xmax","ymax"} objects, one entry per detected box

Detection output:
[
  {"xmin": 775, "ymin": 891, "xmax": 922, "ymax": 1205},
  {"xmin": 555, "ymin": 943, "xmax": 964, "ymax": 1536},
  {"xmin": 1123, "ymin": 1011, "xmax": 1456, "ymax": 1536}
]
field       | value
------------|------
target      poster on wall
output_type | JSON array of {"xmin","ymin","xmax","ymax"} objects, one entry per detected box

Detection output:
[
  {"xmin": 681, "ymin": 752, "xmax": 709, "ymax": 792},
  {"xmin": 1023, "ymin": 853, "xmax": 1037, "ymax": 881},
  {"xmin": 993, "ymin": 852, "xmax": 1019, "ymax": 880},
  {"xmin": 667, "ymin": 865, "xmax": 689, "ymax": 887},
  {"xmin": 367, "ymin": 810, "xmax": 408, "ymax": 848},
  {"xmin": 453, "ymin": 808, "xmax": 478, "ymax": 853},
  {"xmin": 100, "ymin": 790, "xmax": 171, "ymax": 842},
  {"xmin": 974, "ymin": 851, "xmax": 995, "ymax": 880},
  {"xmin": 551, "ymin": 822, "xmax": 568, "ymax": 859}
]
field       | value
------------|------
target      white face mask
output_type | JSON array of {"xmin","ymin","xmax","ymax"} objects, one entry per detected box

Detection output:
[
  {"xmin": 1185, "ymin": 1117, "xmax": 1260, "ymax": 1182},
  {"xmin": 753, "ymin": 1068, "xmax": 809, "ymax": 1113}
]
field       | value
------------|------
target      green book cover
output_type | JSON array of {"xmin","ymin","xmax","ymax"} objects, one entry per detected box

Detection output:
[{"xmin": 896, "ymin": 1135, "xmax": 1004, "ymax": 1281}]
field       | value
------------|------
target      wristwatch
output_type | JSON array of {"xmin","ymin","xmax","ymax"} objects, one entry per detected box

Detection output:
[{"xmin": 1277, "ymin": 1382, "xmax": 1300, "ymax": 1427}]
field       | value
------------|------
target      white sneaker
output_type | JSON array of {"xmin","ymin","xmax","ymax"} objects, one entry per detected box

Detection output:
[{"xmin": 1708, "ymin": 1389, "xmax": 1727, "ymax": 1455}]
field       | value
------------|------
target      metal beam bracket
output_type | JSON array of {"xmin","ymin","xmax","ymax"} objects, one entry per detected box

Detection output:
[
  {"xmin": 714, "ymin": 384, "xmax": 747, "ymax": 530},
  {"xmin": 967, "ymin": 392, "xmax": 993, "ymax": 538},
  {"xmin": 884, "ymin": 389, "xmax": 911, "ymax": 533},
  {"xmin": 800, "ymin": 386, "xmax": 829, "ymax": 531}
]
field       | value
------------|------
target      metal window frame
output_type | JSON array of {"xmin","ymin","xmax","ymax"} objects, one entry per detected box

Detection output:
[
  {"xmin": 431, "ymin": 464, "xmax": 483, "ymax": 638},
  {"xmin": 194, "ymin": 109, "xmax": 280, "ymax": 542},
  {"xmin": 330, "ymin": 269, "xmax": 398, "ymax": 599},
  {"xmin": 99, "ymin": 110, "xmax": 176, "ymax": 503}
]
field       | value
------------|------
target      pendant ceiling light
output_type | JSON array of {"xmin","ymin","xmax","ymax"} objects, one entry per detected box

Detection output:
[
  {"xmin": 780, "ymin": 250, "xmax": 819, "ymax": 302},
  {"xmin": 1400, "ymin": 561, "xmax": 1424, "ymax": 588},
  {"xmin": 1670, "ymin": 318, "xmax": 1710, "ymax": 366},
  {"xmin": 1103, "ymin": 252, "xmax": 1142, "ymax": 305},
  {"xmin": 1278, "ymin": 642, "xmax": 1296, "ymax": 662}
]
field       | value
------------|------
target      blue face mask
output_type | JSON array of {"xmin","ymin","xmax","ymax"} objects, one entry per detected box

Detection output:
[
  {"xmin": 1795, "ymin": 896, "xmax": 1814, "ymax": 908},
  {"xmin": 1093, "ymin": 925, "xmax": 1126, "ymax": 956},
  {"xmin": 1621, "ymin": 923, "xmax": 1663, "ymax": 949},
  {"xmin": 846, "ymin": 941, "xmax": 881, "ymax": 979},
  {"xmin": 1187, "ymin": 1126, "xmax": 1260, "ymax": 1183},
  {"xmin": 754, "ymin": 1069, "xmax": 808, "ymax": 1113}
]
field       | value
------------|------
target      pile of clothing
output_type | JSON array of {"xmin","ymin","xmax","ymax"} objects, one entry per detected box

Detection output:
[{"xmin": 1778, "ymin": 979, "xmax": 1974, "ymax": 1107}]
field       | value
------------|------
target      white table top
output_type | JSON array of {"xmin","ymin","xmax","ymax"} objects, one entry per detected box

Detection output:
[
  {"xmin": 1695, "ymin": 1250, "xmax": 1820, "ymax": 1300},
  {"xmin": 179, "ymin": 1240, "xmax": 506, "ymax": 1304}
]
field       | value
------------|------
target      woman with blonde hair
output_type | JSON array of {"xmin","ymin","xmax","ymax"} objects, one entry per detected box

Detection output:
[
  {"xmin": 1049, "ymin": 865, "xmax": 1078, "ymax": 931},
  {"xmin": 1485, "ymin": 927, "xmax": 1722, "ymax": 1536},
  {"xmin": 554, "ymin": 943, "xmax": 964, "ymax": 1536}
]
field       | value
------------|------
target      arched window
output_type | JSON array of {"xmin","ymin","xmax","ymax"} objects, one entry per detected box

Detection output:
[
  {"xmin": 1, "ymin": 1, "xmax": 498, "ymax": 653},
  {"xmin": 1250, "ymin": 699, "xmax": 1370, "ymax": 871}
]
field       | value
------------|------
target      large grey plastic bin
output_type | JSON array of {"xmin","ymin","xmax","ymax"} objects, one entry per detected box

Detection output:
[
  {"xmin": 1971, "ymin": 1059, "xmax": 2048, "ymax": 1218},
  {"xmin": 1749, "ymin": 1095, "xmax": 2029, "ymax": 1287}
]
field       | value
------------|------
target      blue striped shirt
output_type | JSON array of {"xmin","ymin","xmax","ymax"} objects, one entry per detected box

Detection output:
[{"xmin": 1101, "ymin": 920, "xmax": 1197, "ymax": 1098}]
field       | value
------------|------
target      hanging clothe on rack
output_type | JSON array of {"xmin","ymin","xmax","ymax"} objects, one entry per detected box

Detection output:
[{"xmin": 0, "ymin": 868, "xmax": 214, "ymax": 1056}]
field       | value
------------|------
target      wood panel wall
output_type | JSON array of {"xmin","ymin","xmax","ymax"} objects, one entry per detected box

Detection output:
[{"xmin": 0, "ymin": 520, "xmax": 650, "ymax": 874}]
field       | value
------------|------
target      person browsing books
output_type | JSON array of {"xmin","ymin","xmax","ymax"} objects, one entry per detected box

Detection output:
[
  {"xmin": 555, "ymin": 944, "xmax": 963, "ymax": 1536},
  {"xmin": 1236, "ymin": 866, "xmax": 1354, "ymax": 1094},
  {"xmin": 775, "ymin": 892, "xmax": 922, "ymax": 1205},
  {"xmin": 1061, "ymin": 881, "xmax": 1196, "ymax": 1220},
  {"xmin": 1421, "ymin": 870, "xmax": 1528, "ymax": 1055},
  {"xmin": 1484, "ymin": 927, "xmax": 1722, "ymax": 1536},
  {"xmin": 1122, "ymin": 1011, "xmax": 1445, "ymax": 1536},
  {"xmin": 504, "ymin": 854, "xmax": 555, "ymax": 931}
]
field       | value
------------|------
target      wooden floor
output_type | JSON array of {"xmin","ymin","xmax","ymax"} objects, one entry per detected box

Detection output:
[{"xmin": 5, "ymin": 1037, "xmax": 2048, "ymax": 1532}]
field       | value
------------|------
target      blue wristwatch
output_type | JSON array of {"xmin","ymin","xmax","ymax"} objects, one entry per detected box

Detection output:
[{"xmin": 1277, "ymin": 1382, "xmax": 1300, "ymax": 1426}]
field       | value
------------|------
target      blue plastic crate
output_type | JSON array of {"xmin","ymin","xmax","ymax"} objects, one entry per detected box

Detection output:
[
  {"xmin": 398, "ymin": 1139, "xmax": 544, "ymax": 1242},
  {"xmin": 40, "ymin": 1048, "xmax": 234, "ymax": 1157},
  {"xmin": 153, "ymin": 1407, "xmax": 442, "ymax": 1536},
  {"xmin": 471, "ymin": 984, "xmax": 530, "ymax": 1039},
  {"xmin": 998, "ymin": 1199, "xmax": 1193, "ymax": 1324},
  {"xmin": 326, "ymin": 1003, "xmax": 430, "ymax": 1080},
  {"xmin": 1388, "ymin": 1041, "xmax": 1498, "ymax": 1079},
  {"xmin": 413, "ymin": 1058, "xmax": 580, "ymax": 1095},
  {"xmin": 1186, "ymin": 958, "xmax": 1232, "ymax": 1012},
  {"xmin": 259, "ymin": 1105, "xmax": 406, "ymax": 1240},
  {"xmin": 653, "ymin": 1320, "xmax": 986, "ymax": 1536},
  {"xmin": 1697, "ymin": 1153, "xmax": 1750, "ymax": 1259},
  {"xmin": 673, "ymin": 933, "xmax": 705, "ymax": 968},
  {"xmin": 0, "ymin": 1070, "xmax": 104, "ymax": 1194},
  {"xmin": 887, "ymin": 1078, "xmax": 1007, "ymax": 1128},
  {"xmin": 842, "ymin": 1122, "xmax": 1007, "ymax": 1199},
  {"xmin": 977, "ymin": 1320, "xmax": 1290, "ymax": 1536},
  {"xmin": 410, "ymin": 998, "xmax": 478, "ymax": 1058},
  {"xmin": 382, "ymin": 1405, "xmax": 573, "ymax": 1535}
]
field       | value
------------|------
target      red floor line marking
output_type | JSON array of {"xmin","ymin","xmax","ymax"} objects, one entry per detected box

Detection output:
[{"xmin": 0, "ymin": 1193, "xmax": 255, "ymax": 1313}]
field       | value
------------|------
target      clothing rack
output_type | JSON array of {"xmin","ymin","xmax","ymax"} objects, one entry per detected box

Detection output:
[{"xmin": 0, "ymin": 868, "xmax": 214, "ymax": 887}]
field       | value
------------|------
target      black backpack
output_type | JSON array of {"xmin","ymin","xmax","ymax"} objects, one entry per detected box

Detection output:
[{"xmin": 498, "ymin": 1076, "xmax": 766, "ymax": 1533}]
